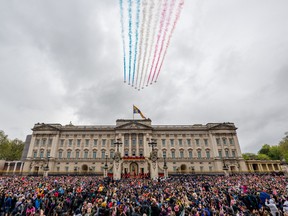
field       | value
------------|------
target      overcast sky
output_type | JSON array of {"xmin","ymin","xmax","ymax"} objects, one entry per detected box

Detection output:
[{"xmin": 0, "ymin": 0, "xmax": 287, "ymax": 153}]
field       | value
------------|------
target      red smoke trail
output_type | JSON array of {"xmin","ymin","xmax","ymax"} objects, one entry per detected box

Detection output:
[
  {"xmin": 146, "ymin": 0, "xmax": 168, "ymax": 86},
  {"xmin": 151, "ymin": 0, "xmax": 176, "ymax": 83},
  {"xmin": 140, "ymin": 0, "xmax": 161, "ymax": 89},
  {"xmin": 155, "ymin": 0, "xmax": 184, "ymax": 82}
]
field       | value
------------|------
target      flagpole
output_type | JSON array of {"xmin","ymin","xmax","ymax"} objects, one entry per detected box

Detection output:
[{"xmin": 133, "ymin": 105, "xmax": 134, "ymax": 120}]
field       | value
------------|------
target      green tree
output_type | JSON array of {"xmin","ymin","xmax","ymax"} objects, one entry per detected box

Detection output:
[
  {"xmin": 268, "ymin": 145, "xmax": 281, "ymax": 160},
  {"xmin": 258, "ymin": 144, "xmax": 271, "ymax": 155},
  {"xmin": 242, "ymin": 153, "xmax": 258, "ymax": 160},
  {"xmin": 278, "ymin": 132, "xmax": 288, "ymax": 162},
  {"xmin": 0, "ymin": 130, "xmax": 24, "ymax": 160},
  {"xmin": 256, "ymin": 153, "xmax": 270, "ymax": 160}
]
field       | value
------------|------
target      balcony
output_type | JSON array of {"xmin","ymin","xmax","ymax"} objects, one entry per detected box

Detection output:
[{"xmin": 122, "ymin": 156, "xmax": 145, "ymax": 160}]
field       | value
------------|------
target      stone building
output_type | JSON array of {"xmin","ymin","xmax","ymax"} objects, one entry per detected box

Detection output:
[{"xmin": 21, "ymin": 119, "xmax": 249, "ymax": 179}]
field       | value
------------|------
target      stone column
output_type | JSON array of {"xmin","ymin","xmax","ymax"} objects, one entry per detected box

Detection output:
[
  {"xmin": 13, "ymin": 162, "xmax": 18, "ymax": 174},
  {"xmin": 6, "ymin": 162, "xmax": 10, "ymax": 174}
]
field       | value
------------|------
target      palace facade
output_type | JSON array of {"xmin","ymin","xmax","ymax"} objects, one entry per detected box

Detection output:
[{"xmin": 22, "ymin": 119, "xmax": 248, "ymax": 179}]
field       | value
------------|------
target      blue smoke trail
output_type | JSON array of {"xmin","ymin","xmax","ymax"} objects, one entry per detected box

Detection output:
[
  {"xmin": 132, "ymin": 0, "xmax": 141, "ymax": 86},
  {"xmin": 119, "ymin": 0, "xmax": 127, "ymax": 83},
  {"xmin": 128, "ymin": 0, "xmax": 132, "ymax": 85}
]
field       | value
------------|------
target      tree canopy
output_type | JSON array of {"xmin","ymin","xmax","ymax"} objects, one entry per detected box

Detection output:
[
  {"xmin": 0, "ymin": 130, "xmax": 24, "ymax": 160},
  {"xmin": 243, "ymin": 132, "xmax": 288, "ymax": 162}
]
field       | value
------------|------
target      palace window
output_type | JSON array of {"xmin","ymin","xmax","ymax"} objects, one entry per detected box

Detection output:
[
  {"xmin": 139, "ymin": 139, "xmax": 143, "ymax": 146},
  {"xmin": 67, "ymin": 151, "xmax": 71, "ymax": 159},
  {"xmin": 170, "ymin": 139, "xmax": 174, "ymax": 147},
  {"xmin": 197, "ymin": 150, "xmax": 202, "ymax": 159},
  {"xmin": 83, "ymin": 151, "xmax": 88, "ymax": 159},
  {"xmin": 162, "ymin": 139, "xmax": 166, "ymax": 147},
  {"xmin": 189, "ymin": 151, "xmax": 193, "ymax": 158},
  {"xmin": 204, "ymin": 139, "xmax": 208, "ymax": 146},
  {"xmin": 216, "ymin": 138, "xmax": 221, "ymax": 145},
  {"xmin": 40, "ymin": 151, "xmax": 44, "ymax": 158},
  {"xmin": 180, "ymin": 151, "xmax": 184, "ymax": 158},
  {"xmin": 46, "ymin": 150, "xmax": 50, "ymax": 158},
  {"xmin": 225, "ymin": 150, "xmax": 229, "ymax": 158},
  {"xmin": 77, "ymin": 139, "xmax": 81, "ymax": 147},
  {"xmin": 187, "ymin": 139, "xmax": 191, "ymax": 146},
  {"xmin": 110, "ymin": 151, "xmax": 114, "ymax": 159},
  {"xmin": 139, "ymin": 150, "xmax": 143, "ymax": 157},
  {"xmin": 33, "ymin": 151, "xmax": 37, "ymax": 158},
  {"xmin": 229, "ymin": 138, "xmax": 234, "ymax": 145},
  {"xmin": 65, "ymin": 167, "xmax": 69, "ymax": 172},
  {"xmin": 42, "ymin": 139, "xmax": 46, "ymax": 146},
  {"xmin": 222, "ymin": 138, "xmax": 227, "ymax": 145},
  {"xmin": 93, "ymin": 139, "xmax": 98, "ymax": 146},
  {"xmin": 110, "ymin": 139, "xmax": 115, "ymax": 146},
  {"xmin": 85, "ymin": 139, "xmax": 89, "ymax": 147},
  {"xmin": 206, "ymin": 151, "xmax": 210, "ymax": 159},
  {"xmin": 195, "ymin": 139, "xmax": 200, "ymax": 146},
  {"xmin": 93, "ymin": 151, "xmax": 97, "ymax": 159},
  {"xmin": 232, "ymin": 150, "xmax": 236, "ymax": 158},
  {"xmin": 178, "ymin": 139, "xmax": 182, "ymax": 146},
  {"xmin": 218, "ymin": 150, "xmax": 222, "ymax": 158},
  {"xmin": 69, "ymin": 139, "xmax": 73, "ymax": 147},
  {"xmin": 171, "ymin": 151, "xmax": 175, "ymax": 159},
  {"xmin": 162, "ymin": 151, "xmax": 166, "ymax": 158},
  {"xmin": 124, "ymin": 150, "xmax": 128, "ymax": 156},
  {"xmin": 35, "ymin": 139, "xmax": 40, "ymax": 146},
  {"xmin": 132, "ymin": 150, "xmax": 136, "ymax": 156},
  {"xmin": 132, "ymin": 139, "xmax": 136, "ymax": 146},
  {"xmin": 101, "ymin": 151, "xmax": 106, "ymax": 159},
  {"xmin": 60, "ymin": 139, "xmax": 64, "ymax": 147},
  {"xmin": 76, "ymin": 151, "xmax": 80, "ymax": 159},
  {"xmin": 48, "ymin": 138, "xmax": 52, "ymax": 146},
  {"xmin": 58, "ymin": 151, "xmax": 63, "ymax": 159},
  {"xmin": 102, "ymin": 139, "xmax": 106, "ymax": 147}
]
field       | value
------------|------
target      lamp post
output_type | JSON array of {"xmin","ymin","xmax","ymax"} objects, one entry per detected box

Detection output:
[
  {"xmin": 114, "ymin": 139, "xmax": 123, "ymax": 152},
  {"xmin": 148, "ymin": 139, "xmax": 157, "ymax": 152},
  {"xmin": 104, "ymin": 153, "xmax": 108, "ymax": 178}
]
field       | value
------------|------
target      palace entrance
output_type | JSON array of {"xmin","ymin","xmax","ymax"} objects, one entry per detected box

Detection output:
[{"xmin": 130, "ymin": 162, "xmax": 138, "ymax": 177}]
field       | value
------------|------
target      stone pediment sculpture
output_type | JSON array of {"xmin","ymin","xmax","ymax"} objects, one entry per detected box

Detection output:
[
  {"xmin": 32, "ymin": 123, "xmax": 60, "ymax": 132},
  {"xmin": 209, "ymin": 123, "xmax": 237, "ymax": 131},
  {"xmin": 115, "ymin": 121, "xmax": 152, "ymax": 130}
]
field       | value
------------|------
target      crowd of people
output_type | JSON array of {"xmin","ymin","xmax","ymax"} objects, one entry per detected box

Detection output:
[{"xmin": 0, "ymin": 173, "xmax": 288, "ymax": 216}]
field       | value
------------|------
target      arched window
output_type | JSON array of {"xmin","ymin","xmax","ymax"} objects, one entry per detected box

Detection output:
[
  {"xmin": 197, "ymin": 150, "xmax": 202, "ymax": 159},
  {"xmin": 93, "ymin": 150, "xmax": 97, "ymax": 159},
  {"xmin": 179, "ymin": 151, "xmax": 184, "ymax": 158},
  {"xmin": 84, "ymin": 150, "xmax": 88, "ymax": 159},
  {"xmin": 110, "ymin": 150, "xmax": 114, "ymax": 159},
  {"xmin": 206, "ymin": 150, "xmax": 210, "ymax": 159},
  {"xmin": 67, "ymin": 150, "xmax": 72, "ymax": 159},
  {"xmin": 40, "ymin": 151, "xmax": 44, "ymax": 159},
  {"xmin": 189, "ymin": 150, "xmax": 193, "ymax": 158},
  {"xmin": 58, "ymin": 151, "xmax": 63, "ymax": 159},
  {"xmin": 171, "ymin": 150, "xmax": 175, "ymax": 159},
  {"xmin": 101, "ymin": 150, "xmax": 106, "ymax": 159},
  {"xmin": 76, "ymin": 150, "xmax": 80, "ymax": 159}
]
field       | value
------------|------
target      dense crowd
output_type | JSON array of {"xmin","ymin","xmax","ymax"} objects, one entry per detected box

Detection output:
[{"xmin": 0, "ymin": 173, "xmax": 288, "ymax": 216}]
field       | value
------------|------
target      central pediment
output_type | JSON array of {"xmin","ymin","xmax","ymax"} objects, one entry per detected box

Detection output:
[
  {"xmin": 115, "ymin": 121, "xmax": 152, "ymax": 130},
  {"xmin": 208, "ymin": 123, "xmax": 237, "ymax": 130},
  {"xmin": 32, "ymin": 123, "xmax": 61, "ymax": 131}
]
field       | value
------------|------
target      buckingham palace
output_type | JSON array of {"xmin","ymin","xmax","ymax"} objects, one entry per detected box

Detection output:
[{"xmin": 21, "ymin": 118, "xmax": 248, "ymax": 179}]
